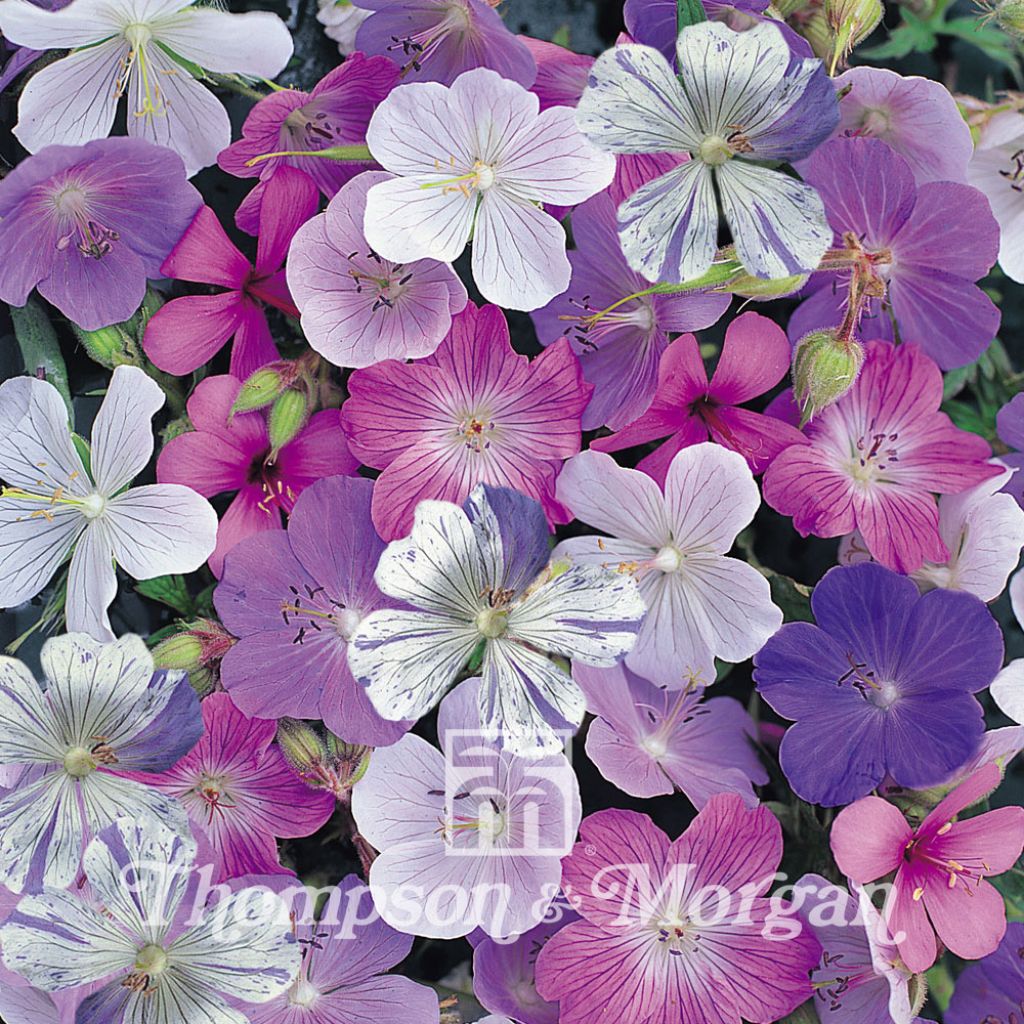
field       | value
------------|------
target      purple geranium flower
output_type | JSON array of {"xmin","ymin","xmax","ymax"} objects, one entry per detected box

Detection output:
[
  {"xmin": 531, "ymin": 192, "xmax": 729, "ymax": 431},
  {"xmin": 945, "ymin": 921, "xmax": 1024, "ymax": 1024},
  {"xmin": 286, "ymin": 171, "xmax": 468, "ymax": 368},
  {"xmin": 351, "ymin": 0, "xmax": 536, "ymax": 86},
  {"xmin": 753, "ymin": 562, "xmax": 1003, "ymax": 806},
  {"xmin": 574, "ymin": 662, "xmax": 767, "ymax": 806},
  {"xmin": 791, "ymin": 137, "xmax": 1001, "ymax": 369},
  {"xmin": 214, "ymin": 475, "xmax": 410, "ymax": 747},
  {"xmin": 0, "ymin": 138, "xmax": 200, "ymax": 330},
  {"xmin": 218, "ymin": 55, "xmax": 398, "ymax": 235},
  {"xmin": 998, "ymin": 392, "xmax": 1024, "ymax": 507}
]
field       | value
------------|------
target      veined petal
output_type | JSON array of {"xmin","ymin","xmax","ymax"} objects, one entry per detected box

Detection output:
[
  {"xmin": 0, "ymin": 500, "xmax": 84, "ymax": 610},
  {"xmin": 77, "ymin": 975, "xmax": 249, "ymax": 1024},
  {"xmin": 65, "ymin": 523, "xmax": 118, "ymax": 642},
  {"xmin": 0, "ymin": 656, "xmax": 63, "ymax": 763},
  {"xmin": 0, "ymin": 0, "xmax": 121, "ymax": 48}
]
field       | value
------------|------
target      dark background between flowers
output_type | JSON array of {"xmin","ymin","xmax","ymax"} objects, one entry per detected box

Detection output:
[{"xmin": 0, "ymin": 0, "xmax": 1022, "ymax": 1016}]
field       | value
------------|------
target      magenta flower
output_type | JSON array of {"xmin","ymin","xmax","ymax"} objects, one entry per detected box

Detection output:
[
  {"xmin": 157, "ymin": 374, "xmax": 358, "ymax": 576},
  {"xmin": 286, "ymin": 171, "xmax": 468, "ymax": 368},
  {"xmin": 340, "ymin": 301, "xmax": 591, "ymax": 540},
  {"xmin": 831, "ymin": 764, "xmax": 1024, "ymax": 974},
  {"xmin": 535, "ymin": 798, "xmax": 820, "ymax": 1024},
  {"xmin": 520, "ymin": 35, "xmax": 592, "ymax": 111},
  {"xmin": 123, "ymin": 692, "xmax": 335, "ymax": 884},
  {"xmin": 143, "ymin": 167, "xmax": 318, "ymax": 380},
  {"xmin": 590, "ymin": 311, "xmax": 805, "ymax": 482},
  {"xmin": 763, "ymin": 341, "xmax": 1001, "ymax": 574},
  {"xmin": 218, "ymin": 55, "xmax": 399, "ymax": 234}
]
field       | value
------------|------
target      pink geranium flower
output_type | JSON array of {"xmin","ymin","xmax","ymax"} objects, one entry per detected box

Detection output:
[
  {"xmin": 340, "ymin": 301, "xmax": 591, "ymax": 539},
  {"xmin": 831, "ymin": 763, "xmax": 1024, "ymax": 974},
  {"xmin": 763, "ymin": 341, "xmax": 1001, "ymax": 574},
  {"xmin": 591, "ymin": 311, "xmax": 805, "ymax": 483},
  {"xmin": 157, "ymin": 374, "xmax": 358, "ymax": 575},
  {"xmin": 123, "ymin": 692, "xmax": 336, "ymax": 883},
  {"xmin": 143, "ymin": 167, "xmax": 318, "ymax": 379}
]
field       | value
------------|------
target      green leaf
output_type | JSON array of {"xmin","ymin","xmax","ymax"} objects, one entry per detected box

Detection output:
[
  {"xmin": 941, "ymin": 398, "xmax": 990, "ymax": 437},
  {"xmin": 677, "ymin": 0, "xmax": 707, "ymax": 30},
  {"xmin": 778, "ymin": 1002, "xmax": 818, "ymax": 1024},
  {"xmin": 943, "ymin": 17, "xmax": 1022, "ymax": 75},
  {"xmin": 550, "ymin": 23, "xmax": 571, "ymax": 48},
  {"xmin": 862, "ymin": 20, "xmax": 935, "ymax": 58},
  {"xmin": 134, "ymin": 574, "xmax": 194, "ymax": 616},
  {"xmin": 767, "ymin": 572, "xmax": 814, "ymax": 623},
  {"xmin": 9, "ymin": 298, "xmax": 72, "ymax": 418}
]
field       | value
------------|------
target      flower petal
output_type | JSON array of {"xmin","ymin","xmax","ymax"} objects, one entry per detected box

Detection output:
[
  {"xmin": 65, "ymin": 523, "xmax": 117, "ymax": 641},
  {"xmin": 153, "ymin": 8, "xmax": 293, "ymax": 77},
  {"xmin": 0, "ymin": 500, "xmax": 83, "ymax": 611},
  {"xmin": 830, "ymin": 796, "xmax": 911, "ymax": 882}
]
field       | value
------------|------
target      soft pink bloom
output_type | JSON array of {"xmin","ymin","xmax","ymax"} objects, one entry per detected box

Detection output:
[
  {"xmin": 831, "ymin": 763, "xmax": 1024, "ymax": 973},
  {"xmin": 157, "ymin": 374, "xmax": 358, "ymax": 576},
  {"xmin": 143, "ymin": 167, "xmax": 318, "ymax": 380},
  {"xmin": 534, "ymin": 797, "xmax": 820, "ymax": 1024},
  {"xmin": 591, "ymin": 311, "xmax": 804, "ymax": 482},
  {"xmin": 123, "ymin": 692, "xmax": 335, "ymax": 883},
  {"xmin": 340, "ymin": 301, "xmax": 591, "ymax": 539},
  {"xmin": 763, "ymin": 341, "xmax": 1001, "ymax": 574}
]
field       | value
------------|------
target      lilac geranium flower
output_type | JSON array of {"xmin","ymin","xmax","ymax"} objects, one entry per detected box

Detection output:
[
  {"xmin": 317, "ymin": 0, "xmax": 371, "ymax": 55},
  {"xmin": 348, "ymin": 484, "xmax": 645, "ymax": 755},
  {"xmin": 0, "ymin": 138, "xmax": 200, "ymax": 330},
  {"xmin": 214, "ymin": 475, "xmax": 410, "ymax": 747},
  {"xmin": 363, "ymin": 67, "xmax": 615, "ymax": 311},
  {"xmin": 753, "ymin": 562, "xmax": 1003, "ymax": 806},
  {"xmin": 575, "ymin": 22, "xmax": 838, "ymax": 282},
  {"xmin": 0, "ymin": 816, "xmax": 299, "ymax": 1024},
  {"xmin": 0, "ymin": 367, "xmax": 218, "ymax": 639},
  {"xmin": 350, "ymin": 677, "xmax": 581, "ymax": 938},
  {"xmin": 531, "ymin": 192, "xmax": 730, "ymax": 431},
  {"xmin": 0, "ymin": 0, "xmax": 293, "ymax": 176},
  {"xmin": 574, "ymin": 662, "xmax": 767, "ymax": 806},
  {"xmin": 0, "ymin": 633, "xmax": 200, "ymax": 892},
  {"xmin": 997, "ymin": 391, "xmax": 1024, "ymax": 507},
  {"xmin": 351, "ymin": 0, "xmax": 536, "ymax": 86},
  {"xmin": 969, "ymin": 110, "xmax": 1024, "ymax": 284},
  {"xmin": 945, "ymin": 921, "xmax": 1024, "ymax": 1024},
  {"xmin": 287, "ymin": 171, "xmax": 468, "ymax": 368},
  {"xmin": 555, "ymin": 445, "xmax": 783, "ymax": 687},
  {"xmin": 791, "ymin": 137, "xmax": 1001, "ymax": 369}
]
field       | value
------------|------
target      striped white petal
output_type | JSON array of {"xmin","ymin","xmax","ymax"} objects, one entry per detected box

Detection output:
[{"xmin": 0, "ymin": 656, "xmax": 63, "ymax": 763}]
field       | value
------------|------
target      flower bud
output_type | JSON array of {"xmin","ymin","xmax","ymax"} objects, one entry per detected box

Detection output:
[
  {"xmin": 151, "ymin": 618, "xmax": 234, "ymax": 696},
  {"xmin": 792, "ymin": 329, "xmax": 864, "ymax": 426},
  {"xmin": 231, "ymin": 366, "xmax": 286, "ymax": 416},
  {"xmin": 826, "ymin": 0, "xmax": 883, "ymax": 63},
  {"xmin": 797, "ymin": 9, "xmax": 834, "ymax": 60},
  {"xmin": 992, "ymin": 0, "xmax": 1024, "ymax": 35},
  {"xmin": 74, "ymin": 324, "xmax": 133, "ymax": 368},
  {"xmin": 277, "ymin": 718, "xmax": 329, "ymax": 776},
  {"xmin": 716, "ymin": 271, "xmax": 809, "ymax": 300},
  {"xmin": 268, "ymin": 387, "xmax": 310, "ymax": 457}
]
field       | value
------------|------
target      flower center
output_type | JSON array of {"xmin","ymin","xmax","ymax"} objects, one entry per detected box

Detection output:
[
  {"xmin": 81, "ymin": 492, "xmax": 106, "ymax": 519},
  {"xmin": 458, "ymin": 412, "xmax": 496, "ymax": 452},
  {"xmin": 698, "ymin": 134, "xmax": 733, "ymax": 165},
  {"xmin": 118, "ymin": 24, "xmax": 164, "ymax": 119},
  {"xmin": 651, "ymin": 545, "xmax": 683, "ymax": 574},
  {"xmin": 284, "ymin": 105, "xmax": 345, "ymax": 152},
  {"xmin": 654, "ymin": 915, "xmax": 699, "ymax": 957},
  {"xmin": 561, "ymin": 293, "xmax": 658, "ymax": 349},
  {"xmin": 63, "ymin": 746, "xmax": 97, "ymax": 778},
  {"xmin": 476, "ymin": 606, "xmax": 509, "ymax": 639},
  {"xmin": 847, "ymin": 430, "xmax": 899, "ymax": 484},
  {"xmin": 345, "ymin": 250, "xmax": 414, "ymax": 314},
  {"xmin": 123, "ymin": 943, "xmax": 167, "ymax": 995},
  {"xmin": 288, "ymin": 976, "xmax": 321, "ymax": 1008},
  {"xmin": 641, "ymin": 734, "xmax": 668, "ymax": 758},
  {"xmin": 50, "ymin": 183, "xmax": 121, "ymax": 261},
  {"xmin": 385, "ymin": 0, "xmax": 474, "ymax": 75},
  {"xmin": 280, "ymin": 582, "xmax": 362, "ymax": 646},
  {"xmin": 1001, "ymin": 146, "xmax": 1024, "ymax": 191},
  {"xmin": 859, "ymin": 108, "xmax": 893, "ymax": 137}
]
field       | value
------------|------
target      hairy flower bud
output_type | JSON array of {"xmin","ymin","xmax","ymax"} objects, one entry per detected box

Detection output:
[
  {"xmin": 151, "ymin": 618, "xmax": 234, "ymax": 696},
  {"xmin": 277, "ymin": 718, "xmax": 330, "ymax": 775},
  {"xmin": 267, "ymin": 387, "xmax": 311, "ymax": 457},
  {"xmin": 74, "ymin": 323, "xmax": 134, "ymax": 368},
  {"xmin": 278, "ymin": 719, "xmax": 372, "ymax": 801},
  {"xmin": 792, "ymin": 329, "xmax": 865, "ymax": 426},
  {"xmin": 991, "ymin": 0, "xmax": 1024, "ymax": 35},
  {"xmin": 230, "ymin": 366, "xmax": 287, "ymax": 416},
  {"xmin": 797, "ymin": 8, "xmax": 835, "ymax": 60},
  {"xmin": 716, "ymin": 271, "xmax": 809, "ymax": 300},
  {"xmin": 826, "ymin": 0, "xmax": 883, "ymax": 65}
]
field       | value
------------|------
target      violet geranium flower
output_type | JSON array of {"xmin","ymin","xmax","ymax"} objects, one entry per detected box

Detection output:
[
  {"xmin": 763, "ymin": 341, "xmax": 1002, "ymax": 574},
  {"xmin": 214, "ymin": 476, "xmax": 410, "ymax": 747},
  {"xmin": 348, "ymin": 484, "xmax": 645, "ymax": 756},
  {"xmin": 945, "ymin": 922, "xmax": 1024, "ymax": 1024},
  {"xmin": 144, "ymin": 167, "xmax": 318, "ymax": 380},
  {"xmin": 157, "ymin": 375, "xmax": 358, "ymax": 577},
  {"xmin": 340, "ymin": 301, "xmax": 591, "ymax": 540},
  {"xmin": 286, "ymin": 171, "xmax": 468, "ymax": 369},
  {"xmin": 753, "ymin": 562, "xmax": 1003, "ymax": 806},
  {"xmin": 997, "ymin": 392, "xmax": 1024, "ymax": 507},
  {"xmin": 831, "ymin": 764, "xmax": 1024, "ymax": 973},
  {"xmin": 575, "ymin": 22, "xmax": 837, "ymax": 282},
  {"xmin": 363, "ymin": 67, "xmax": 615, "ymax": 311},
  {"xmin": 0, "ymin": 137, "xmax": 200, "ymax": 331},
  {"xmin": 535, "ymin": 798, "xmax": 820, "ymax": 1024}
]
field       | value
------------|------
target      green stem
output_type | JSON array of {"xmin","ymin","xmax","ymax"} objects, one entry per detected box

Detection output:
[
  {"xmin": 209, "ymin": 73, "xmax": 266, "ymax": 102},
  {"xmin": 245, "ymin": 143, "xmax": 374, "ymax": 168}
]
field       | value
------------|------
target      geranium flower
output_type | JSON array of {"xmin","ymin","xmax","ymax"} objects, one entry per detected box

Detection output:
[
  {"xmin": 945, "ymin": 922, "xmax": 1024, "ymax": 1024},
  {"xmin": 286, "ymin": 171, "xmax": 467, "ymax": 369},
  {"xmin": 574, "ymin": 662, "xmax": 767, "ymax": 805},
  {"xmin": 791, "ymin": 137, "xmax": 1000, "ymax": 369},
  {"xmin": 0, "ymin": 0, "xmax": 293, "ymax": 176},
  {"xmin": 0, "ymin": 138, "xmax": 200, "ymax": 331},
  {"xmin": 589, "ymin": 311, "xmax": 805, "ymax": 481},
  {"xmin": 214, "ymin": 476, "xmax": 410, "ymax": 747},
  {"xmin": 363, "ymin": 67, "xmax": 615, "ymax": 311},
  {"xmin": 0, "ymin": 816, "xmax": 299, "ymax": 1022},
  {"xmin": 218, "ymin": 55, "xmax": 398, "ymax": 234},
  {"xmin": 348, "ymin": 484, "xmax": 645, "ymax": 755},
  {"xmin": 530, "ymin": 192, "xmax": 730, "ymax": 432},
  {"xmin": 143, "ymin": 168, "xmax": 318, "ymax": 380},
  {"xmin": 764, "ymin": 341, "xmax": 1001, "ymax": 573},
  {"xmin": 351, "ymin": 0, "xmax": 537, "ymax": 86},
  {"xmin": 753, "ymin": 562, "xmax": 1002, "ymax": 806},
  {"xmin": 0, "ymin": 633, "xmax": 200, "ymax": 892},
  {"xmin": 156, "ymin": 374, "xmax": 357, "ymax": 577},
  {"xmin": 340, "ymin": 301, "xmax": 590, "ymax": 539},
  {"xmin": 351, "ymin": 677, "xmax": 580, "ymax": 938},
  {"xmin": 831, "ymin": 764, "xmax": 1024, "ymax": 973},
  {"xmin": 534, "ymin": 799, "xmax": 820, "ymax": 1024},
  {"xmin": 575, "ymin": 22, "xmax": 837, "ymax": 282},
  {"xmin": 520, "ymin": 35, "xmax": 593, "ymax": 110},
  {"xmin": 554, "ymin": 445, "xmax": 783, "ymax": 687},
  {"xmin": 0, "ymin": 367, "xmax": 217, "ymax": 639},
  {"xmin": 997, "ymin": 392, "xmax": 1024, "ymax": 506}
]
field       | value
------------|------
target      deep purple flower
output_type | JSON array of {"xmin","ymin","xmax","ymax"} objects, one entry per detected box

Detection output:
[
  {"xmin": 0, "ymin": 137, "xmax": 200, "ymax": 330},
  {"xmin": 945, "ymin": 921, "xmax": 1024, "ymax": 1024},
  {"xmin": 753, "ymin": 562, "xmax": 1002, "ymax": 806}
]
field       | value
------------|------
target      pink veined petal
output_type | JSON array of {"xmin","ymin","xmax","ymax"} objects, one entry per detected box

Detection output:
[
  {"xmin": 229, "ymin": 299, "xmax": 280, "ymax": 381},
  {"xmin": 922, "ymin": 876, "xmax": 1009, "ymax": 964},
  {"xmin": 161, "ymin": 205, "xmax": 251, "ymax": 287},
  {"xmin": 709, "ymin": 311, "xmax": 792, "ymax": 404},
  {"xmin": 830, "ymin": 796, "xmax": 911, "ymax": 882},
  {"xmin": 852, "ymin": 484, "xmax": 947, "ymax": 574},
  {"xmin": 887, "ymin": 864, "xmax": 938, "ymax": 974},
  {"xmin": 142, "ymin": 292, "xmax": 245, "ymax": 376},
  {"xmin": 273, "ymin": 411, "xmax": 359, "ymax": 491},
  {"xmin": 919, "ymin": 763, "xmax": 1002, "ymax": 833},
  {"xmin": 633, "ymin": 417, "xmax": 711, "ymax": 489},
  {"xmin": 209, "ymin": 488, "xmax": 283, "ymax": 579},
  {"xmin": 246, "ymin": 268, "xmax": 297, "ymax": 317},
  {"xmin": 253, "ymin": 167, "xmax": 320, "ymax": 277},
  {"xmin": 929, "ymin": 806, "xmax": 1024, "ymax": 877},
  {"xmin": 763, "ymin": 443, "xmax": 857, "ymax": 540},
  {"xmin": 65, "ymin": 522, "xmax": 117, "ymax": 641},
  {"xmin": 705, "ymin": 406, "xmax": 807, "ymax": 476}
]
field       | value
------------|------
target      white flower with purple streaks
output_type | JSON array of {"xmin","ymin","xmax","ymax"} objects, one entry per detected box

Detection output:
[
  {"xmin": 0, "ymin": 816, "xmax": 299, "ymax": 1024},
  {"xmin": 0, "ymin": 365, "xmax": 217, "ymax": 640},
  {"xmin": 575, "ymin": 21, "xmax": 838, "ymax": 282},
  {"xmin": 0, "ymin": 633, "xmax": 200, "ymax": 893},
  {"xmin": 363, "ymin": 67, "xmax": 616, "ymax": 311},
  {"xmin": 348, "ymin": 484, "xmax": 645, "ymax": 756}
]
